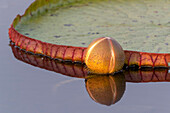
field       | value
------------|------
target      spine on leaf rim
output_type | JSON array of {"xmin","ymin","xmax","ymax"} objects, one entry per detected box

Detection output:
[{"xmin": 9, "ymin": 25, "xmax": 170, "ymax": 68}]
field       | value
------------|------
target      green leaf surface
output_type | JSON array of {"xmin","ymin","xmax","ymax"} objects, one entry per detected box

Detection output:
[{"xmin": 15, "ymin": 0, "xmax": 170, "ymax": 53}]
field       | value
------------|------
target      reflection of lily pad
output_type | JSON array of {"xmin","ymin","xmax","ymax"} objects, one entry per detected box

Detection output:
[{"xmin": 13, "ymin": 0, "xmax": 170, "ymax": 53}]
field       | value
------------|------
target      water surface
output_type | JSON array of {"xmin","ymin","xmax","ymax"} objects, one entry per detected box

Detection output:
[{"xmin": 0, "ymin": 0, "xmax": 170, "ymax": 113}]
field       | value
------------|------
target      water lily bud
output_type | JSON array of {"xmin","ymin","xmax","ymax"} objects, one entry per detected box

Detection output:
[{"xmin": 85, "ymin": 37, "xmax": 125, "ymax": 74}]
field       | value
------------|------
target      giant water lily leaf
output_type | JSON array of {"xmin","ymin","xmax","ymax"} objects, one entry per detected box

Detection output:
[{"xmin": 9, "ymin": 0, "xmax": 170, "ymax": 67}]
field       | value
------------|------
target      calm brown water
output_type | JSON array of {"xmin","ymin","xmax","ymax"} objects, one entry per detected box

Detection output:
[{"xmin": 0, "ymin": 0, "xmax": 170, "ymax": 113}]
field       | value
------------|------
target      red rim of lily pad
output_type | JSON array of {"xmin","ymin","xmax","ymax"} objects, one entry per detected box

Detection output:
[{"xmin": 8, "ymin": 0, "xmax": 170, "ymax": 68}]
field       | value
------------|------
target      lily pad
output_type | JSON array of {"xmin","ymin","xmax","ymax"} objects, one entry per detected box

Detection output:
[{"xmin": 9, "ymin": 0, "xmax": 170, "ymax": 67}]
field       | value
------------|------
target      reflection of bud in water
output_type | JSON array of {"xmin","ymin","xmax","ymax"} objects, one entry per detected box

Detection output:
[{"xmin": 85, "ymin": 73, "xmax": 125, "ymax": 106}]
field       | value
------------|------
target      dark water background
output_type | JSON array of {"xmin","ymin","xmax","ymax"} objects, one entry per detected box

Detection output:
[{"xmin": 0, "ymin": 0, "xmax": 170, "ymax": 113}]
